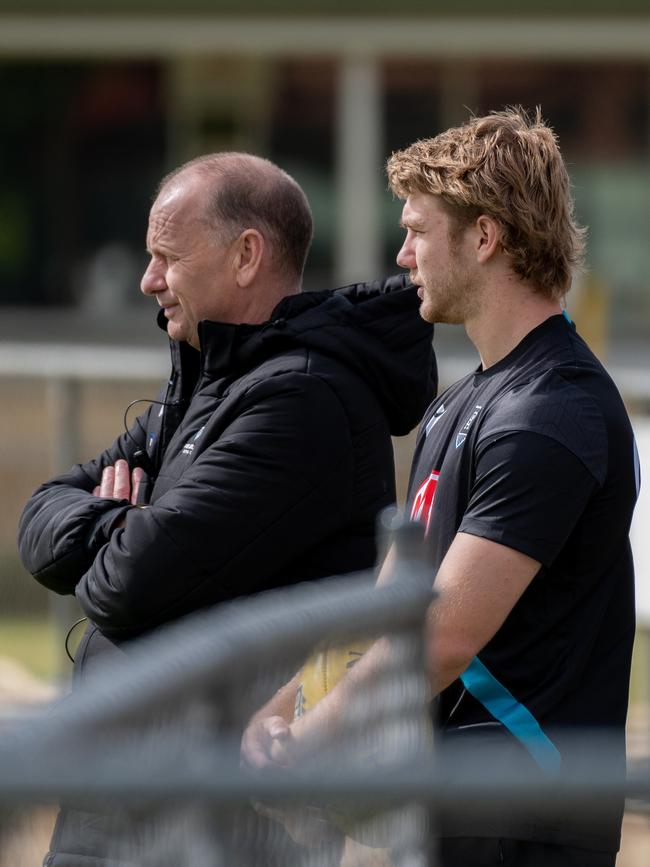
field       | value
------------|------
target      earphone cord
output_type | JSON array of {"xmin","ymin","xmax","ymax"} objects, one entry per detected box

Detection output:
[
  {"xmin": 65, "ymin": 617, "xmax": 88, "ymax": 663},
  {"xmin": 122, "ymin": 398, "xmax": 171, "ymax": 454}
]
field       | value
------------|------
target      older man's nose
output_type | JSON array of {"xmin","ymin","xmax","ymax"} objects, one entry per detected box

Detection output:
[{"xmin": 140, "ymin": 259, "xmax": 166, "ymax": 296}]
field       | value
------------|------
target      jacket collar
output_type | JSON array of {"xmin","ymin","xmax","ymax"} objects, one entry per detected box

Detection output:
[
  {"xmin": 156, "ymin": 292, "xmax": 316, "ymax": 380},
  {"xmin": 156, "ymin": 275, "xmax": 436, "ymax": 436}
]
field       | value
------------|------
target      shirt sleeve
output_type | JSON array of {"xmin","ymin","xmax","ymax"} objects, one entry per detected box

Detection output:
[{"xmin": 458, "ymin": 431, "xmax": 600, "ymax": 567}]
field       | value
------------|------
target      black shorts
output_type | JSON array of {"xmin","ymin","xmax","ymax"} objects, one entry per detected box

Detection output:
[{"xmin": 439, "ymin": 837, "xmax": 616, "ymax": 867}]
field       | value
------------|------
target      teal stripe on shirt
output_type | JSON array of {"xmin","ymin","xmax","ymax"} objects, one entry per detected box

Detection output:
[{"xmin": 460, "ymin": 656, "xmax": 561, "ymax": 772}]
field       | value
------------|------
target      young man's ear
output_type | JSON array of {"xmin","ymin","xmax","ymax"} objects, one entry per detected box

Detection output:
[
  {"xmin": 234, "ymin": 229, "xmax": 265, "ymax": 287},
  {"xmin": 475, "ymin": 214, "xmax": 502, "ymax": 265}
]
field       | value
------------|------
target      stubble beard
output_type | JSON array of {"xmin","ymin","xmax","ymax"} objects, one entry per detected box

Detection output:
[{"xmin": 419, "ymin": 268, "xmax": 479, "ymax": 325}]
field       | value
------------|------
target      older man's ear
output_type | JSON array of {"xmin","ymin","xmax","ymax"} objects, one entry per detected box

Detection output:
[{"xmin": 233, "ymin": 229, "xmax": 266, "ymax": 288}]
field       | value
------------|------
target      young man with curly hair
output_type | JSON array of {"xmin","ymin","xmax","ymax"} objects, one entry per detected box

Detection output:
[{"xmin": 243, "ymin": 109, "xmax": 639, "ymax": 867}]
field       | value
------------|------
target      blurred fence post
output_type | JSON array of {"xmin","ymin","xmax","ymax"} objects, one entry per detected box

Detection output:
[
  {"xmin": 335, "ymin": 55, "xmax": 382, "ymax": 285},
  {"xmin": 46, "ymin": 376, "xmax": 83, "ymax": 679},
  {"xmin": 47, "ymin": 376, "xmax": 81, "ymax": 476}
]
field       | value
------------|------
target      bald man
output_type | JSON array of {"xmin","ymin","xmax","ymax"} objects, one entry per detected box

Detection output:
[{"xmin": 18, "ymin": 153, "xmax": 436, "ymax": 866}]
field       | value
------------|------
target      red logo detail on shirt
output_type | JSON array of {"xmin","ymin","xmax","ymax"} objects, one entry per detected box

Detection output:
[{"xmin": 410, "ymin": 471, "xmax": 440, "ymax": 535}]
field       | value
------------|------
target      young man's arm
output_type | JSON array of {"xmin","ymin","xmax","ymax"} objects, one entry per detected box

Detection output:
[
  {"xmin": 241, "ymin": 429, "xmax": 601, "ymax": 769},
  {"xmin": 241, "ymin": 532, "xmax": 540, "ymax": 769}
]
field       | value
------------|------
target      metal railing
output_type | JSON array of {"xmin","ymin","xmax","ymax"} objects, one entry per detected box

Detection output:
[
  {"xmin": 1, "ymin": 520, "xmax": 649, "ymax": 866},
  {"xmin": 0, "ymin": 521, "xmax": 435, "ymax": 865},
  {"xmin": 2, "ymin": 345, "xmax": 649, "ymax": 864}
]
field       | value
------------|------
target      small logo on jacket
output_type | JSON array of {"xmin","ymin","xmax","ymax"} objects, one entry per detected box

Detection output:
[
  {"xmin": 425, "ymin": 403, "xmax": 446, "ymax": 437},
  {"xmin": 455, "ymin": 405, "xmax": 482, "ymax": 449},
  {"xmin": 181, "ymin": 426, "xmax": 205, "ymax": 456}
]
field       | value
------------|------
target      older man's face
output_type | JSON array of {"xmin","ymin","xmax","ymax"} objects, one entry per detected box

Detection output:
[{"xmin": 140, "ymin": 175, "xmax": 237, "ymax": 348}]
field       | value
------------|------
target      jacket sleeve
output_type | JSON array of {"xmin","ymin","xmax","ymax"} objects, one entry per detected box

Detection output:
[
  {"xmin": 17, "ymin": 406, "xmax": 154, "ymax": 595},
  {"xmin": 74, "ymin": 373, "xmax": 356, "ymax": 638}
]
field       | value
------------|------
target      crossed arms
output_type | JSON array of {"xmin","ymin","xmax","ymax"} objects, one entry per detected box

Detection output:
[{"xmin": 18, "ymin": 374, "xmax": 360, "ymax": 638}]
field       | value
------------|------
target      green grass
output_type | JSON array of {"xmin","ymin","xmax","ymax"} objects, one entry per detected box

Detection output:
[{"xmin": 0, "ymin": 617, "xmax": 63, "ymax": 681}]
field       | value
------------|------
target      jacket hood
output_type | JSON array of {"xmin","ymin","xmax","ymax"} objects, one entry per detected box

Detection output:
[
  {"xmin": 271, "ymin": 275, "xmax": 436, "ymax": 434},
  {"xmin": 159, "ymin": 275, "xmax": 437, "ymax": 435}
]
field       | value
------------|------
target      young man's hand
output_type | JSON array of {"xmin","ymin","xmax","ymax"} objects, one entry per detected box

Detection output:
[{"xmin": 240, "ymin": 715, "xmax": 296, "ymax": 772}]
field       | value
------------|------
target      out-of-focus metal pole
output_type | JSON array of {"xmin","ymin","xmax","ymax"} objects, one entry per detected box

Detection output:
[
  {"xmin": 46, "ymin": 376, "xmax": 83, "ymax": 680},
  {"xmin": 381, "ymin": 515, "xmax": 436, "ymax": 867},
  {"xmin": 335, "ymin": 55, "xmax": 382, "ymax": 285},
  {"xmin": 47, "ymin": 377, "xmax": 81, "ymax": 475},
  {"xmin": 439, "ymin": 62, "xmax": 479, "ymax": 130}
]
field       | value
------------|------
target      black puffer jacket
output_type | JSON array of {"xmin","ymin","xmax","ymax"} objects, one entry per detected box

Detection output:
[{"xmin": 20, "ymin": 276, "xmax": 435, "ymax": 667}]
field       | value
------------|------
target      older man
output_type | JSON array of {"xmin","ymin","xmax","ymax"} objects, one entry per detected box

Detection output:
[{"xmin": 19, "ymin": 153, "xmax": 435, "ymax": 865}]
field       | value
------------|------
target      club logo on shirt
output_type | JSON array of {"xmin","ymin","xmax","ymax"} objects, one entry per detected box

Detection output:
[
  {"xmin": 410, "ymin": 471, "xmax": 440, "ymax": 535},
  {"xmin": 181, "ymin": 425, "xmax": 205, "ymax": 456},
  {"xmin": 455, "ymin": 404, "xmax": 482, "ymax": 449},
  {"xmin": 425, "ymin": 403, "xmax": 446, "ymax": 437}
]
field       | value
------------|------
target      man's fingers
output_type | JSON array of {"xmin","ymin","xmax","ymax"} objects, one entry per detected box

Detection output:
[
  {"xmin": 99, "ymin": 466, "xmax": 115, "ymax": 499},
  {"xmin": 269, "ymin": 733, "xmax": 294, "ymax": 767},
  {"xmin": 98, "ymin": 461, "xmax": 144, "ymax": 502},
  {"xmin": 131, "ymin": 467, "xmax": 145, "ymax": 505},
  {"xmin": 267, "ymin": 718, "xmax": 291, "ymax": 740},
  {"xmin": 241, "ymin": 716, "xmax": 293, "ymax": 772},
  {"xmin": 242, "ymin": 741, "xmax": 275, "ymax": 771},
  {"xmin": 98, "ymin": 461, "xmax": 134, "ymax": 500},
  {"xmin": 240, "ymin": 720, "xmax": 273, "ymax": 770},
  {"xmin": 113, "ymin": 459, "xmax": 131, "ymax": 501},
  {"xmin": 241, "ymin": 731, "xmax": 275, "ymax": 771}
]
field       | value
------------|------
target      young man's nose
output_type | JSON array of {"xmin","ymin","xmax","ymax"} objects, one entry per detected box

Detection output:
[{"xmin": 396, "ymin": 240, "xmax": 414, "ymax": 270}]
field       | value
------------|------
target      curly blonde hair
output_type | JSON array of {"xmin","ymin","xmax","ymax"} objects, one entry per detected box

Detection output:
[{"xmin": 386, "ymin": 107, "xmax": 586, "ymax": 298}]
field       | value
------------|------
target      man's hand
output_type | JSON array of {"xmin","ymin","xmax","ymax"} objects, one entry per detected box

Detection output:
[
  {"xmin": 241, "ymin": 716, "xmax": 342, "ymax": 847},
  {"xmin": 240, "ymin": 715, "xmax": 297, "ymax": 772},
  {"xmin": 93, "ymin": 459, "xmax": 144, "ymax": 506}
]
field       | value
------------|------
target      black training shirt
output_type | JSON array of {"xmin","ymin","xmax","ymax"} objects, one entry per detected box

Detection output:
[{"xmin": 407, "ymin": 314, "xmax": 638, "ymax": 851}]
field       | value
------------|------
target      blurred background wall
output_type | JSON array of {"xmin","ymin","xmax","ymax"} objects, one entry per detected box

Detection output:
[{"xmin": 0, "ymin": 0, "xmax": 648, "ymax": 693}]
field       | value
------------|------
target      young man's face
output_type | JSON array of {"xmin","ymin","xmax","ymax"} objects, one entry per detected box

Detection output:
[{"xmin": 396, "ymin": 193, "xmax": 480, "ymax": 325}]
